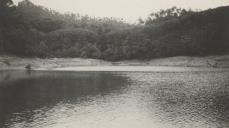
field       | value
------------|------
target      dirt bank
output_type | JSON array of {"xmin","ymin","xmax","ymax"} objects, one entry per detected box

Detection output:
[{"xmin": 0, "ymin": 55, "xmax": 229, "ymax": 70}]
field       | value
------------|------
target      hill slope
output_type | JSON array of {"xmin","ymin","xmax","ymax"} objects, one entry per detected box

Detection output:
[{"xmin": 0, "ymin": 0, "xmax": 228, "ymax": 61}]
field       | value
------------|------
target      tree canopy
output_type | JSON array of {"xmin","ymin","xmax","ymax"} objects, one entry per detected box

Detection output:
[{"xmin": 0, "ymin": 0, "xmax": 228, "ymax": 61}]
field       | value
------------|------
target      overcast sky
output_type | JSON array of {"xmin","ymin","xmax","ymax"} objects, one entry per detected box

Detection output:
[{"xmin": 13, "ymin": 0, "xmax": 229, "ymax": 23}]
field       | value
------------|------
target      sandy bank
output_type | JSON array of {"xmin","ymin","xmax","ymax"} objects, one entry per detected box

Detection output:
[{"xmin": 0, "ymin": 55, "xmax": 229, "ymax": 71}]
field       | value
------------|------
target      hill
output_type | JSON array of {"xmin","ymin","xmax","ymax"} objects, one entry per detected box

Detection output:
[{"xmin": 0, "ymin": 0, "xmax": 228, "ymax": 61}]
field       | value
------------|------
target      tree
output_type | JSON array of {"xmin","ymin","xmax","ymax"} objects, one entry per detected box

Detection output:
[
  {"xmin": 0, "ymin": 0, "xmax": 14, "ymax": 8},
  {"xmin": 0, "ymin": 0, "xmax": 15, "ymax": 53},
  {"xmin": 0, "ymin": 0, "xmax": 15, "ymax": 22}
]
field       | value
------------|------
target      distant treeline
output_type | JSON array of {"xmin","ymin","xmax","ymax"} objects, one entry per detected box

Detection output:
[{"xmin": 0, "ymin": 0, "xmax": 229, "ymax": 61}]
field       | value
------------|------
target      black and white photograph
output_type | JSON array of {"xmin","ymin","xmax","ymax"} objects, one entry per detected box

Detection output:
[{"xmin": 0, "ymin": 0, "xmax": 229, "ymax": 127}]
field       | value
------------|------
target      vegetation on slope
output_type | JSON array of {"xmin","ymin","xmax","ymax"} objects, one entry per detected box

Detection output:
[{"xmin": 0, "ymin": 0, "xmax": 228, "ymax": 61}]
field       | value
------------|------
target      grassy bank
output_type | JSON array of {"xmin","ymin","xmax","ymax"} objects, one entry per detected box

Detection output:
[{"xmin": 0, "ymin": 55, "xmax": 229, "ymax": 70}]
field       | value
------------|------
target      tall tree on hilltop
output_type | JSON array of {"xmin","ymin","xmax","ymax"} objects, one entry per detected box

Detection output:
[{"xmin": 0, "ymin": 0, "xmax": 15, "ymax": 53}]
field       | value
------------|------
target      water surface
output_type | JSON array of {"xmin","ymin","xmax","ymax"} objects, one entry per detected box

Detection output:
[{"xmin": 0, "ymin": 68, "xmax": 229, "ymax": 128}]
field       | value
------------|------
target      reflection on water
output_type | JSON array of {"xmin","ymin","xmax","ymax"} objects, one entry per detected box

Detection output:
[{"xmin": 0, "ymin": 69, "xmax": 229, "ymax": 128}]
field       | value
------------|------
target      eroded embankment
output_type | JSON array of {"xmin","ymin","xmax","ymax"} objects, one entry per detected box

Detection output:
[{"xmin": 0, "ymin": 55, "xmax": 229, "ymax": 70}]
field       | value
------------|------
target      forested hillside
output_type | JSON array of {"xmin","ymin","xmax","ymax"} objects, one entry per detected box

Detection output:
[{"xmin": 0, "ymin": 0, "xmax": 229, "ymax": 61}]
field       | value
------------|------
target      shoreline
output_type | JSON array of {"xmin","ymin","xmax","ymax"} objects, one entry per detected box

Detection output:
[
  {"xmin": 0, "ymin": 55, "xmax": 229, "ymax": 71},
  {"xmin": 45, "ymin": 66, "xmax": 229, "ymax": 72}
]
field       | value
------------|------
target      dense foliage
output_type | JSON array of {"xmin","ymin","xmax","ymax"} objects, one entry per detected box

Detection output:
[{"xmin": 0, "ymin": 0, "xmax": 229, "ymax": 61}]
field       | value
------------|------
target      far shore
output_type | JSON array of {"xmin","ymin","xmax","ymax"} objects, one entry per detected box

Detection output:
[{"xmin": 0, "ymin": 55, "xmax": 229, "ymax": 71}]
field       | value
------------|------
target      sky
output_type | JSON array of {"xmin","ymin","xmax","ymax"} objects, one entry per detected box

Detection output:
[{"xmin": 13, "ymin": 0, "xmax": 229, "ymax": 23}]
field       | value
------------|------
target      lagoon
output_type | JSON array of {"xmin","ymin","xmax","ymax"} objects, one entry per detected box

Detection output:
[{"xmin": 0, "ymin": 68, "xmax": 228, "ymax": 128}]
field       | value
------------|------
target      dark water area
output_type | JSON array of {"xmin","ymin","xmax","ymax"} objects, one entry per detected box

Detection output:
[{"xmin": 0, "ymin": 69, "xmax": 228, "ymax": 128}]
